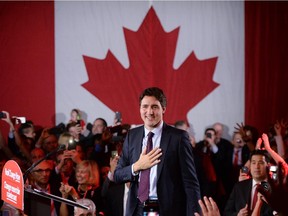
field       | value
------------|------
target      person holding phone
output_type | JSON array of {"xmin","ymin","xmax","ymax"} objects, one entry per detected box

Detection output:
[
  {"xmin": 193, "ymin": 128, "xmax": 229, "ymax": 214},
  {"xmin": 1, "ymin": 110, "xmax": 35, "ymax": 164}
]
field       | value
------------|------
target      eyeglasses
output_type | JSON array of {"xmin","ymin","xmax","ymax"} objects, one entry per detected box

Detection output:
[
  {"xmin": 236, "ymin": 139, "xmax": 243, "ymax": 144},
  {"xmin": 33, "ymin": 169, "xmax": 52, "ymax": 173}
]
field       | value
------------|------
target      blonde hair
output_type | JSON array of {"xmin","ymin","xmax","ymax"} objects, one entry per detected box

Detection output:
[
  {"xmin": 58, "ymin": 132, "xmax": 74, "ymax": 146},
  {"xmin": 76, "ymin": 160, "xmax": 100, "ymax": 188}
]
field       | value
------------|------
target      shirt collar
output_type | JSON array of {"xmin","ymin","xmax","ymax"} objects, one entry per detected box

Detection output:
[
  {"xmin": 234, "ymin": 147, "xmax": 242, "ymax": 153},
  {"xmin": 144, "ymin": 121, "xmax": 163, "ymax": 137},
  {"xmin": 252, "ymin": 178, "xmax": 267, "ymax": 187}
]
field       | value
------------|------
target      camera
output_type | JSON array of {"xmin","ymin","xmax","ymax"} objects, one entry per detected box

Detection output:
[
  {"xmin": 269, "ymin": 165, "xmax": 278, "ymax": 180},
  {"xmin": 86, "ymin": 122, "xmax": 93, "ymax": 131},
  {"xmin": 67, "ymin": 138, "xmax": 77, "ymax": 150},
  {"xmin": 0, "ymin": 111, "xmax": 6, "ymax": 119},
  {"xmin": 67, "ymin": 142, "xmax": 77, "ymax": 150},
  {"xmin": 206, "ymin": 132, "xmax": 212, "ymax": 138},
  {"xmin": 143, "ymin": 199, "xmax": 159, "ymax": 216},
  {"xmin": 241, "ymin": 166, "xmax": 249, "ymax": 174}
]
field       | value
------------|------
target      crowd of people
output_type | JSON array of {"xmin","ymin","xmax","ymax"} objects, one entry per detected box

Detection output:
[{"xmin": 0, "ymin": 88, "xmax": 288, "ymax": 216}]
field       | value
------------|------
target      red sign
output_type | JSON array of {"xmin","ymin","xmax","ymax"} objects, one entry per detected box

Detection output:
[{"xmin": 1, "ymin": 160, "xmax": 24, "ymax": 210}]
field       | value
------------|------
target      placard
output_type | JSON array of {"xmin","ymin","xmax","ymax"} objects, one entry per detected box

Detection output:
[{"xmin": 1, "ymin": 160, "xmax": 24, "ymax": 210}]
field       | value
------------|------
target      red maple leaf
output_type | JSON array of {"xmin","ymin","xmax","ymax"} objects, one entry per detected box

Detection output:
[{"xmin": 82, "ymin": 7, "xmax": 219, "ymax": 125}]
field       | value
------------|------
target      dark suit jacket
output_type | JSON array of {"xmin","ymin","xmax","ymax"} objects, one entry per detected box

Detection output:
[
  {"xmin": 114, "ymin": 123, "xmax": 201, "ymax": 216},
  {"xmin": 101, "ymin": 177, "xmax": 125, "ymax": 216},
  {"xmin": 224, "ymin": 179, "xmax": 275, "ymax": 216}
]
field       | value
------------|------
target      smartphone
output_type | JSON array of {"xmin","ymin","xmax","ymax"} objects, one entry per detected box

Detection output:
[
  {"xmin": 0, "ymin": 111, "xmax": 6, "ymax": 118},
  {"xmin": 17, "ymin": 117, "xmax": 26, "ymax": 123},
  {"xmin": 241, "ymin": 166, "xmax": 249, "ymax": 174},
  {"xmin": 68, "ymin": 143, "xmax": 76, "ymax": 150},
  {"xmin": 11, "ymin": 116, "xmax": 26, "ymax": 124},
  {"xmin": 115, "ymin": 111, "xmax": 122, "ymax": 123},
  {"xmin": 111, "ymin": 150, "xmax": 118, "ymax": 159},
  {"xmin": 67, "ymin": 139, "xmax": 76, "ymax": 150}
]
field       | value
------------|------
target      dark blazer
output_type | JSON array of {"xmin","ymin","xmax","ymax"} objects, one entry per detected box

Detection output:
[
  {"xmin": 101, "ymin": 177, "xmax": 125, "ymax": 216},
  {"xmin": 224, "ymin": 179, "xmax": 274, "ymax": 216},
  {"xmin": 114, "ymin": 123, "xmax": 201, "ymax": 216}
]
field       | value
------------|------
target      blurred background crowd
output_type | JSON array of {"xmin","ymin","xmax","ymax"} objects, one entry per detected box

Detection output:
[{"xmin": 0, "ymin": 109, "xmax": 288, "ymax": 216}]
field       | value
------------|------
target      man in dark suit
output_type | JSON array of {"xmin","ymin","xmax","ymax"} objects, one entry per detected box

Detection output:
[
  {"xmin": 114, "ymin": 87, "xmax": 201, "ymax": 216},
  {"xmin": 224, "ymin": 150, "xmax": 275, "ymax": 216}
]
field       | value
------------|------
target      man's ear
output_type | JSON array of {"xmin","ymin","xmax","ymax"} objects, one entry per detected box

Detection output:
[{"xmin": 162, "ymin": 107, "xmax": 166, "ymax": 114}]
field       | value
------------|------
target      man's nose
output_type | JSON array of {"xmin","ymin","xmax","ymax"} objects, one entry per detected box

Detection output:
[{"xmin": 147, "ymin": 107, "xmax": 154, "ymax": 114}]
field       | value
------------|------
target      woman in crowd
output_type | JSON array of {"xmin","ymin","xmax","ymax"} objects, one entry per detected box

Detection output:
[{"xmin": 59, "ymin": 160, "xmax": 104, "ymax": 216}]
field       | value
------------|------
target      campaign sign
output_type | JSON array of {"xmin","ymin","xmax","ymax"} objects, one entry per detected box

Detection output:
[{"xmin": 1, "ymin": 160, "xmax": 24, "ymax": 210}]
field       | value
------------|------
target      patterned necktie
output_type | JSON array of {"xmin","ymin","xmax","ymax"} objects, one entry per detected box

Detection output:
[{"xmin": 138, "ymin": 132, "xmax": 154, "ymax": 203}]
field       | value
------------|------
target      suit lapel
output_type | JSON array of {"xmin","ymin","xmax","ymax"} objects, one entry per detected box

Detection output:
[
  {"xmin": 133, "ymin": 126, "xmax": 145, "ymax": 163},
  {"xmin": 157, "ymin": 123, "xmax": 170, "ymax": 181},
  {"xmin": 246, "ymin": 179, "xmax": 253, "ymax": 204}
]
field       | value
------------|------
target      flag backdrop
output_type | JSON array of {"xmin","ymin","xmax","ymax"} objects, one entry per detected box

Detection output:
[{"xmin": 1, "ymin": 1, "xmax": 288, "ymax": 141}]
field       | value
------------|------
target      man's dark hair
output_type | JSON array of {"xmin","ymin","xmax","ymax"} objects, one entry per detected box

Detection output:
[
  {"xmin": 249, "ymin": 149, "xmax": 270, "ymax": 163},
  {"xmin": 95, "ymin": 118, "xmax": 108, "ymax": 128},
  {"xmin": 204, "ymin": 127, "xmax": 216, "ymax": 135},
  {"xmin": 244, "ymin": 125, "xmax": 259, "ymax": 144},
  {"xmin": 18, "ymin": 122, "xmax": 33, "ymax": 136},
  {"xmin": 139, "ymin": 87, "xmax": 167, "ymax": 108},
  {"xmin": 174, "ymin": 120, "xmax": 187, "ymax": 128}
]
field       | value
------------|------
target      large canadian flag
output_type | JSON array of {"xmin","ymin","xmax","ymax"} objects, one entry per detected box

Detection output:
[{"xmin": 1, "ymin": 1, "xmax": 287, "ymax": 141}]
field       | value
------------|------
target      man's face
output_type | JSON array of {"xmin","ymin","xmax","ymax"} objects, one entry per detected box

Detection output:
[
  {"xmin": 23, "ymin": 127, "xmax": 36, "ymax": 139},
  {"xmin": 68, "ymin": 126, "xmax": 80, "ymax": 138},
  {"xmin": 31, "ymin": 148, "xmax": 45, "ymax": 163},
  {"xmin": 140, "ymin": 96, "xmax": 165, "ymax": 131},
  {"xmin": 92, "ymin": 119, "xmax": 106, "ymax": 135},
  {"xmin": 32, "ymin": 161, "xmax": 52, "ymax": 186},
  {"xmin": 42, "ymin": 135, "xmax": 58, "ymax": 153},
  {"xmin": 232, "ymin": 133, "xmax": 244, "ymax": 148},
  {"xmin": 213, "ymin": 124, "xmax": 223, "ymax": 140},
  {"xmin": 76, "ymin": 145, "xmax": 85, "ymax": 160},
  {"xmin": 57, "ymin": 154, "xmax": 74, "ymax": 174},
  {"xmin": 250, "ymin": 154, "xmax": 268, "ymax": 182}
]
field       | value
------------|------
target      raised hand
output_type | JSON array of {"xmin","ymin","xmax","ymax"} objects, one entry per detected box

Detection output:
[
  {"xmin": 261, "ymin": 133, "xmax": 271, "ymax": 151},
  {"xmin": 234, "ymin": 122, "xmax": 246, "ymax": 138},
  {"xmin": 255, "ymin": 137, "xmax": 262, "ymax": 150},
  {"xmin": 194, "ymin": 196, "xmax": 220, "ymax": 216},
  {"xmin": 274, "ymin": 119, "xmax": 288, "ymax": 136}
]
